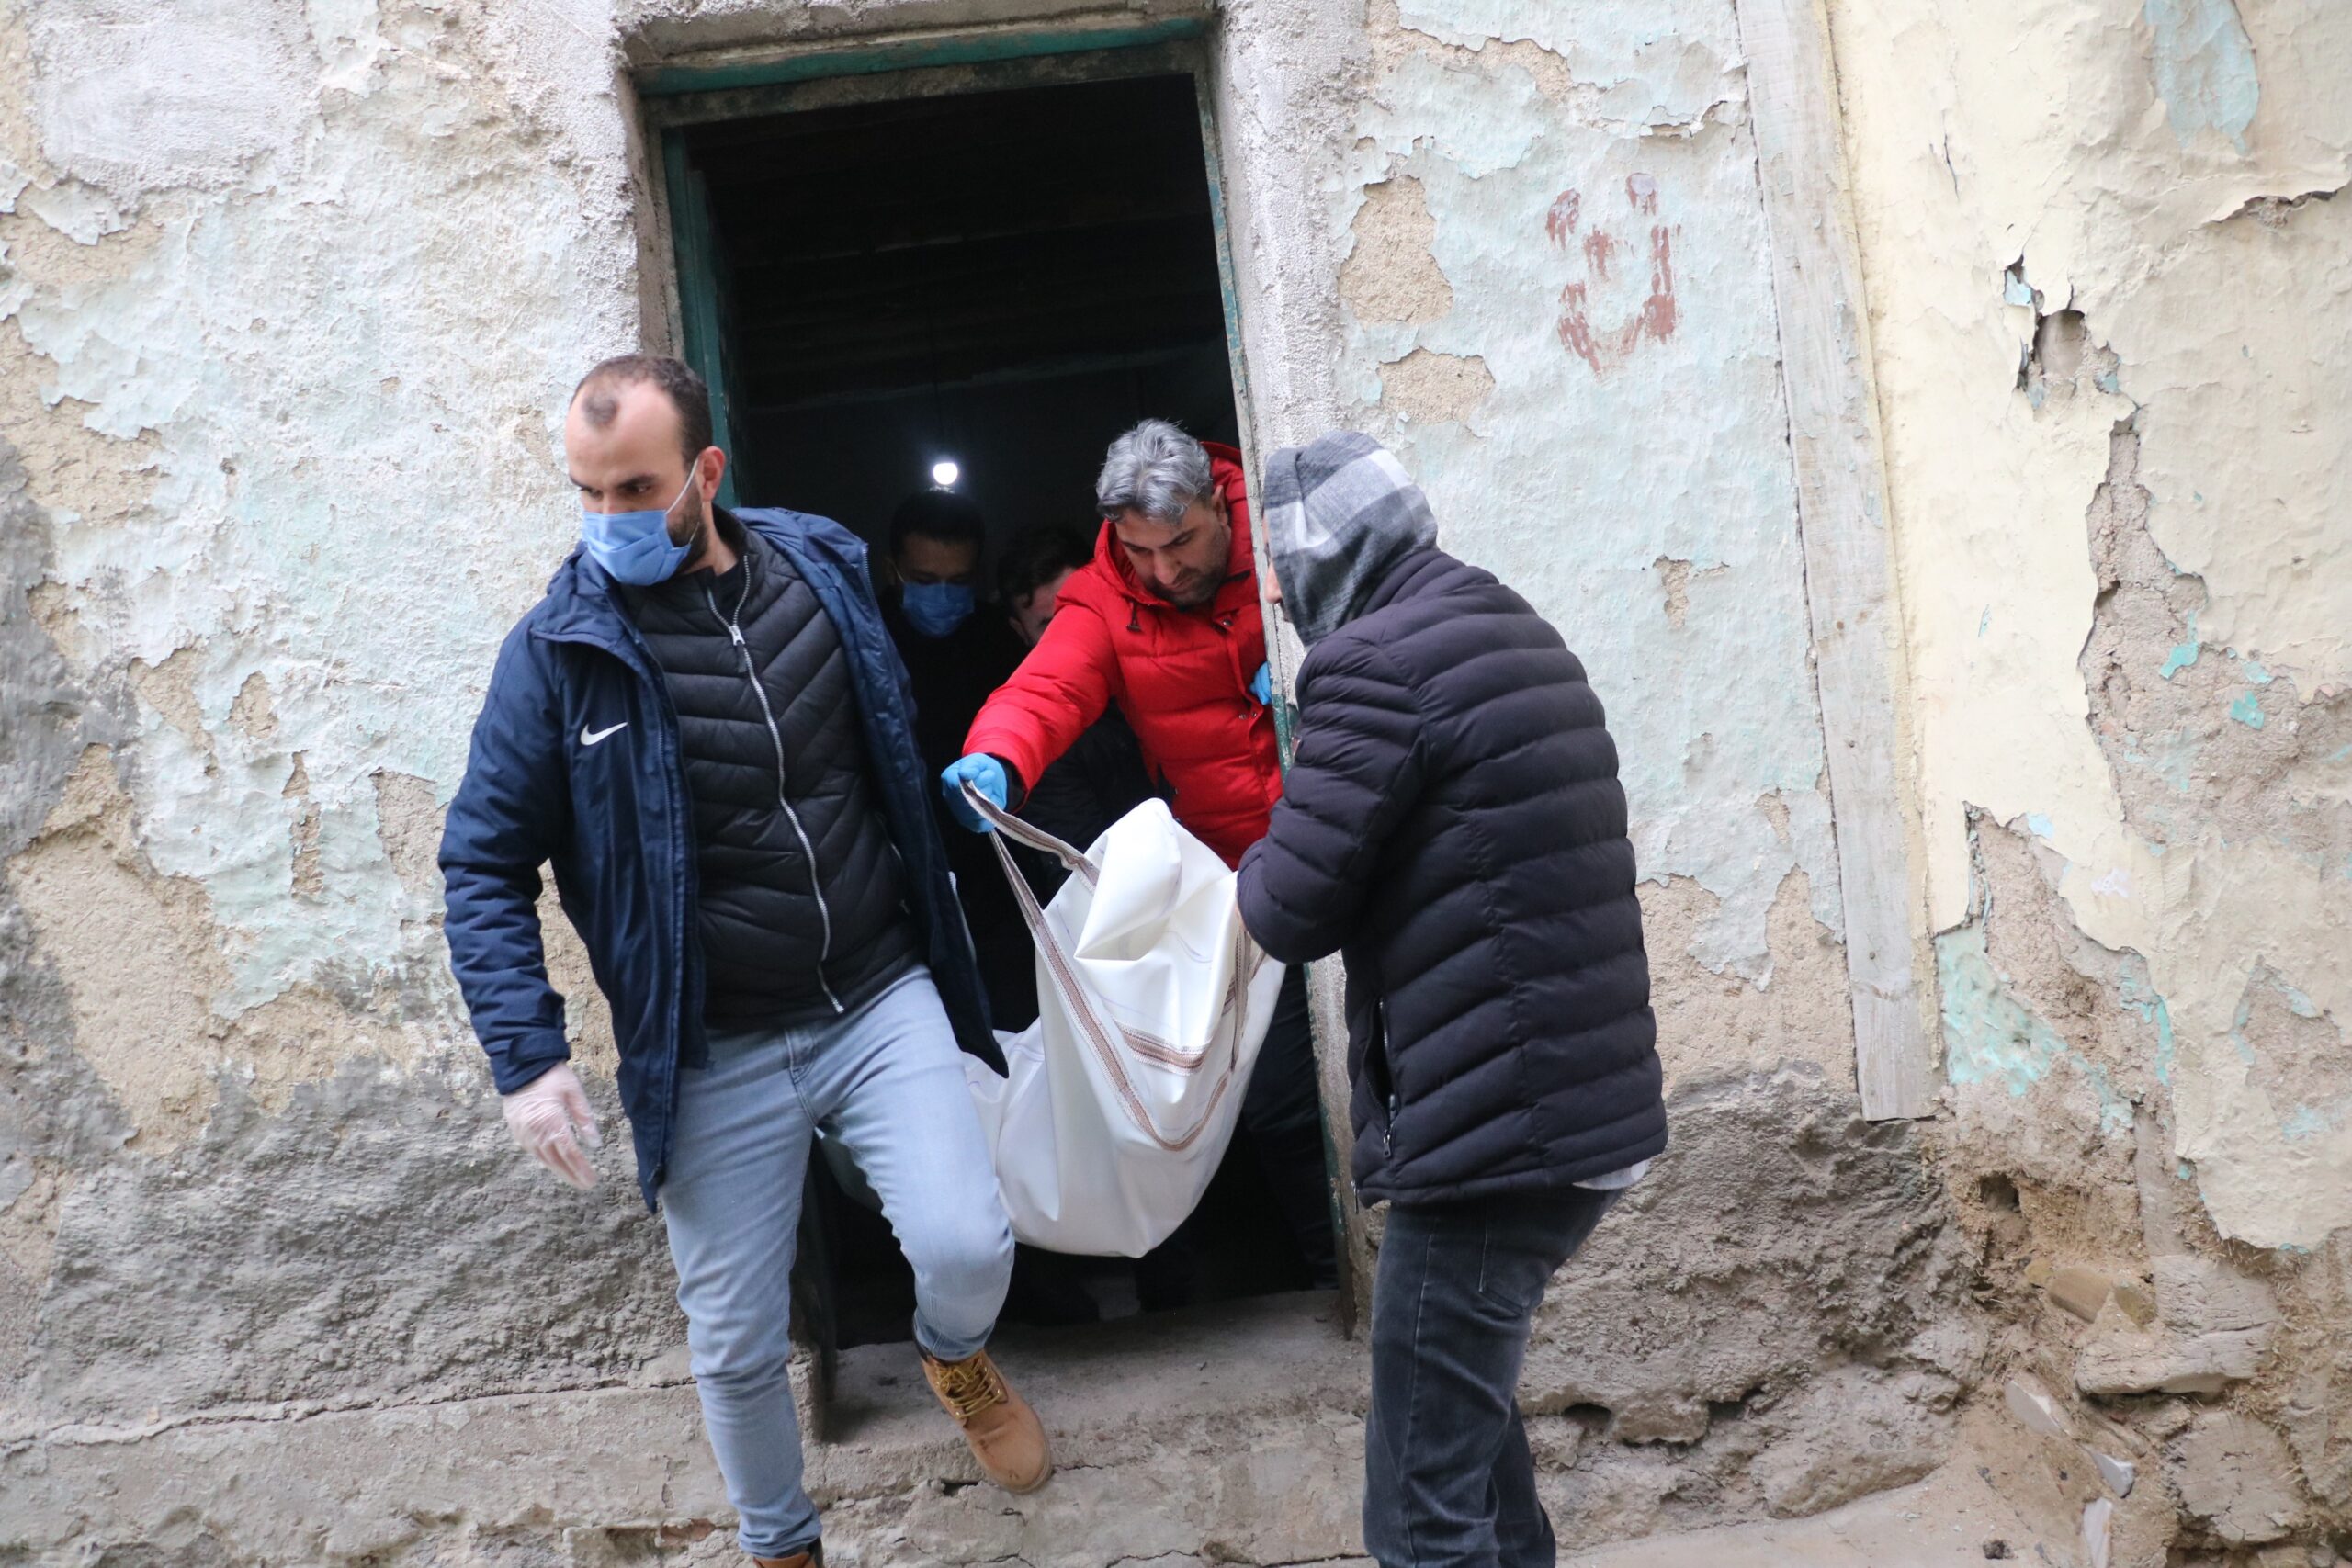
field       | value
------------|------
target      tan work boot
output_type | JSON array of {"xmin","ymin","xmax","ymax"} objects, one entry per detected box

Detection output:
[
  {"xmin": 922, "ymin": 1347, "xmax": 1052, "ymax": 1494},
  {"xmin": 750, "ymin": 1548, "xmax": 817, "ymax": 1568}
]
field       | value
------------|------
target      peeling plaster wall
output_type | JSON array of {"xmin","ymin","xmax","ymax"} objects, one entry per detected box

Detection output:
[
  {"xmin": 1209, "ymin": 0, "xmax": 1862, "ymax": 1087},
  {"xmin": 1204, "ymin": 0, "xmax": 1973, "ymax": 1540},
  {"xmin": 1827, "ymin": 0, "xmax": 2352, "ymax": 1555},
  {"xmin": 1336, "ymin": 1, "xmax": 1846, "ymax": 996},
  {"xmin": 0, "ymin": 0, "xmax": 684, "ymax": 1461},
  {"xmin": 0, "ymin": 0, "xmax": 1977, "ymax": 1562},
  {"xmin": 1828, "ymin": 0, "xmax": 2351, "ymax": 1250}
]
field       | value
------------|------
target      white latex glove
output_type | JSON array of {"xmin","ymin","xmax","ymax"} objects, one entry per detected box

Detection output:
[{"xmin": 502, "ymin": 1062, "xmax": 601, "ymax": 1190}]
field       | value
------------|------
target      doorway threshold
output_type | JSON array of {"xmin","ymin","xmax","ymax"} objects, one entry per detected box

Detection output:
[{"xmin": 806, "ymin": 1289, "xmax": 1359, "ymax": 1467}]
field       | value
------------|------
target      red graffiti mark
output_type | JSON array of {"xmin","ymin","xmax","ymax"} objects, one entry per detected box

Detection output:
[
  {"xmin": 1555, "ymin": 281, "xmax": 1601, "ymax": 373},
  {"xmin": 1544, "ymin": 188, "xmax": 1581, "ymax": 247},
  {"xmin": 1641, "ymin": 225, "xmax": 1676, "ymax": 341},
  {"xmin": 1582, "ymin": 228, "xmax": 1618, "ymax": 280},
  {"xmin": 1545, "ymin": 175, "xmax": 1678, "ymax": 377}
]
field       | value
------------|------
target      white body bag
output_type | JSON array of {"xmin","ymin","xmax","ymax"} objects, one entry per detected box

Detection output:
[{"xmin": 960, "ymin": 788, "xmax": 1286, "ymax": 1257}]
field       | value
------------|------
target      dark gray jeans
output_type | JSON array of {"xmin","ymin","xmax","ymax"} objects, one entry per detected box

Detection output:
[{"xmin": 1364, "ymin": 1186, "xmax": 1620, "ymax": 1568}]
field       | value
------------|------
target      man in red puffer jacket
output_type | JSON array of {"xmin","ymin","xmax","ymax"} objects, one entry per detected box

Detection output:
[
  {"xmin": 953, "ymin": 424, "xmax": 1276, "ymax": 863},
  {"xmin": 943, "ymin": 420, "xmax": 1334, "ymax": 1292}
]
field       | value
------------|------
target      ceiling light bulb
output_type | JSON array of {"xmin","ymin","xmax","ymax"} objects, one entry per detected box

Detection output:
[{"xmin": 932, "ymin": 459, "xmax": 960, "ymax": 488}]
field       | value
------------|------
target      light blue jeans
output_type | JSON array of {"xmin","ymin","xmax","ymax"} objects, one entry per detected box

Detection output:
[{"xmin": 661, "ymin": 968, "xmax": 1014, "ymax": 1561}]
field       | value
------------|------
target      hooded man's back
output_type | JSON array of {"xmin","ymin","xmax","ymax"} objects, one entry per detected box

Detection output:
[
  {"xmin": 1237, "ymin": 432, "xmax": 1665, "ymax": 1201},
  {"xmin": 1233, "ymin": 431, "xmax": 1663, "ymax": 1568}
]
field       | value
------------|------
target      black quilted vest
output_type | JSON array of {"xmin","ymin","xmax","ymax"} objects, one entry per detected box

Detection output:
[{"xmin": 624, "ymin": 513, "xmax": 916, "ymax": 1025}]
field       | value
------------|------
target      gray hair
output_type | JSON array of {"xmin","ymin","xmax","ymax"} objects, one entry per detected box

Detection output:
[{"xmin": 1095, "ymin": 418, "xmax": 1214, "ymax": 524}]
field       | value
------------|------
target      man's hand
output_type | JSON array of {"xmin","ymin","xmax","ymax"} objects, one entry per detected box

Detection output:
[
  {"xmin": 1250, "ymin": 663, "xmax": 1273, "ymax": 706},
  {"xmin": 941, "ymin": 754, "xmax": 1010, "ymax": 833},
  {"xmin": 502, "ymin": 1062, "xmax": 601, "ymax": 1190}
]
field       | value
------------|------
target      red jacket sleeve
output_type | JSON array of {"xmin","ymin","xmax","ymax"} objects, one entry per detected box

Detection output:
[{"xmin": 964, "ymin": 594, "xmax": 1120, "ymax": 796}]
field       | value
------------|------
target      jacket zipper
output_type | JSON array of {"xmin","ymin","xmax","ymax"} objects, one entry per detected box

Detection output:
[
  {"xmin": 705, "ymin": 575, "xmax": 844, "ymax": 1016},
  {"xmin": 1376, "ymin": 997, "xmax": 1396, "ymax": 1156}
]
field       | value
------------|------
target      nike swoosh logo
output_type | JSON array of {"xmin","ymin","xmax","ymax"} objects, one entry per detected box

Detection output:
[{"xmin": 581, "ymin": 722, "xmax": 628, "ymax": 746}]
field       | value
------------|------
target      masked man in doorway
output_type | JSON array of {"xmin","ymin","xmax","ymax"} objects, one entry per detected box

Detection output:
[
  {"xmin": 1236, "ymin": 433, "xmax": 1666, "ymax": 1568},
  {"xmin": 944, "ymin": 420, "xmax": 1338, "ymax": 1291},
  {"xmin": 440, "ymin": 355, "xmax": 1050, "ymax": 1568},
  {"xmin": 880, "ymin": 487, "xmax": 1035, "ymax": 1028}
]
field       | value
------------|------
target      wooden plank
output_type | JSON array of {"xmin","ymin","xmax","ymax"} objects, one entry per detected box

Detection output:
[
  {"xmin": 1733, "ymin": 0, "xmax": 1937, "ymax": 1119},
  {"xmin": 1196, "ymin": 68, "xmax": 1371, "ymax": 1333},
  {"xmin": 636, "ymin": 17, "xmax": 1208, "ymax": 97}
]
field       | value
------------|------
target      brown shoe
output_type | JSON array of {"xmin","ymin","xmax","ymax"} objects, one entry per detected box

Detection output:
[
  {"xmin": 751, "ymin": 1547, "xmax": 818, "ymax": 1568},
  {"xmin": 922, "ymin": 1348, "xmax": 1052, "ymax": 1494}
]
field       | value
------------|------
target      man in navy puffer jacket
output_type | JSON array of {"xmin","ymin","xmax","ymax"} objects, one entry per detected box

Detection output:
[
  {"xmin": 1236, "ymin": 433, "xmax": 1666, "ymax": 1568},
  {"xmin": 441, "ymin": 355, "xmax": 1049, "ymax": 1568}
]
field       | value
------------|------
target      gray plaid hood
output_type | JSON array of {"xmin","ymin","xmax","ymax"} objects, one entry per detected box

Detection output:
[{"xmin": 1260, "ymin": 433, "xmax": 1440, "ymax": 646}]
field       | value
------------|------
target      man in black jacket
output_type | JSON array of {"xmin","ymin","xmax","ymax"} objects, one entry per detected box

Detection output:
[
  {"xmin": 880, "ymin": 488, "xmax": 1035, "ymax": 1026},
  {"xmin": 1236, "ymin": 433, "xmax": 1666, "ymax": 1568}
]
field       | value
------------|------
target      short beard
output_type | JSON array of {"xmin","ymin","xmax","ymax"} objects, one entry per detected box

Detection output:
[
  {"xmin": 671, "ymin": 484, "xmax": 711, "ymax": 569},
  {"xmin": 1144, "ymin": 516, "xmax": 1230, "ymax": 608},
  {"xmin": 1148, "ymin": 576, "xmax": 1216, "ymax": 609}
]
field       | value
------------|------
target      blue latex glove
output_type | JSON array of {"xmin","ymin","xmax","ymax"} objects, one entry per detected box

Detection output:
[
  {"xmin": 1250, "ymin": 662, "xmax": 1273, "ymax": 705},
  {"xmin": 941, "ymin": 754, "xmax": 1009, "ymax": 833}
]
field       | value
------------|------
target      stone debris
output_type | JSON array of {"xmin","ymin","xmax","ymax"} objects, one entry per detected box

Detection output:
[
  {"xmin": 2169, "ymin": 1411, "xmax": 2302, "ymax": 1546},
  {"xmin": 1608, "ymin": 1392, "xmax": 1713, "ymax": 1446},
  {"xmin": 2090, "ymin": 1449, "xmax": 2136, "ymax": 1498},
  {"xmin": 2003, "ymin": 1377, "xmax": 2071, "ymax": 1440},
  {"xmin": 2081, "ymin": 1496, "xmax": 2113, "ymax": 1568},
  {"xmin": 2110, "ymin": 1280, "xmax": 2157, "ymax": 1327},
  {"xmin": 2074, "ymin": 1255, "xmax": 2278, "ymax": 1397},
  {"xmin": 2046, "ymin": 1265, "xmax": 2112, "ymax": 1323}
]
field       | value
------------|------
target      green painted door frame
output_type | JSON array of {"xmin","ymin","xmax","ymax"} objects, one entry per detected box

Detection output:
[{"xmin": 661, "ymin": 132, "xmax": 742, "ymax": 509}]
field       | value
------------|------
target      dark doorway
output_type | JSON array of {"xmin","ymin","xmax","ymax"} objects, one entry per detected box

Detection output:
[
  {"xmin": 675, "ymin": 72, "xmax": 1242, "ymax": 554},
  {"xmin": 662, "ymin": 68, "xmax": 1329, "ymax": 1359}
]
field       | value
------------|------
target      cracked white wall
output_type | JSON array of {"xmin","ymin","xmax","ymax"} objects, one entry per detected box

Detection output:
[
  {"xmin": 3, "ymin": 0, "xmax": 637, "ymax": 1134},
  {"xmin": 1331, "ymin": 1, "xmax": 1845, "ymax": 995},
  {"xmin": 1826, "ymin": 0, "xmax": 2352, "ymax": 1248}
]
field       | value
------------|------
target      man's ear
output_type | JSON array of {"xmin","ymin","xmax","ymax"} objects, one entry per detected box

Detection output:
[
  {"xmin": 1211, "ymin": 488, "xmax": 1231, "ymax": 524},
  {"xmin": 695, "ymin": 446, "xmax": 728, "ymax": 501}
]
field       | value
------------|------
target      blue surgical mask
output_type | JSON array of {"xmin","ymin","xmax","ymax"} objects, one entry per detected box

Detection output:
[
  {"xmin": 581, "ymin": 469, "xmax": 699, "ymax": 586},
  {"xmin": 900, "ymin": 580, "xmax": 976, "ymax": 638}
]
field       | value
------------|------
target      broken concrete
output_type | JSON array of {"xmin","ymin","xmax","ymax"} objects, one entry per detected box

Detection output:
[
  {"xmin": 2170, "ymin": 1411, "xmax": 2303, "ymax": 1547},
  {"xmin": 27, "ymin": 1061, "xmax": 680, "ymax": 1426},
  {"xmin": 2074, "ymin": 1254, "xmax": 2279, "ymax": 1399},
  {"xmin": 1747, "ymin": 1365, "xmax": 1950, "ymax": 1518},
  {"xmin": 2048, "ymin": 1265, "xmax": 2114, "ymax": 1325}
]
